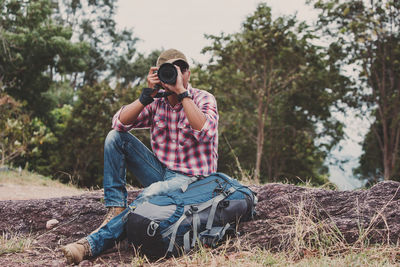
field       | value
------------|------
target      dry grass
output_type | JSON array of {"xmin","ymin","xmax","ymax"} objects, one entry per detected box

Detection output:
[
  {"xmin": 279, "ymin": 198, "xmax": 349, "ymax": 258},
  {"xmin": 0, "ymin": 168, "xmax": 79, "ymax": 189},
  {"xmin": 1, "ymin": 170, "xmax": 399, "ymax": 266},
  {"xmin": 120, "ymin": 240, "xmax": 400, "ymax": 267},
  {"xmin": 2, "ymin": 231, "xmax": 398, "ymax": 266},
  {"xmin": 0, "ymin": 169, "xmax": 85, "ymax": 200},
  {"xmin": 0, "ymin": 232, "xmax": 34, "ymax": 256},
  {"xmin": 122, "ymin": 194, "xmax": 400, "ymax": 267}
]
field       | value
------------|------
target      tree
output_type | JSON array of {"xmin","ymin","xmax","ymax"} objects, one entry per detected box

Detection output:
[
  {"xmin": 41, "ymin": 47, "xmax": 159, "ymax": 186},
  {"xmin": 57, "ymin": 0, "xmax": 143, "ymax": 86},
  {"xmin": 202, "ymin": 4, "xmax": 349, "ymax": 184},
  {"xmin": 354, "ymin": 122, "xmax": 383, "ymax": 185},
  {"xmin": 0, "ymin": 0, "xmax": 90, "ymax": 119},
  {"xmin": 0, "ymin": 0, "xmax": 145, "ymax": 117},
  {"xmin": 40, "ymin": 82, "xmax": 119, "ymax": 186},
  {"xmin": 0, "ymin": 93, "xmax": 49, "ymax": 167},
  {"xmin": 0, "ymin": 0, "xmax": 158, "ymax": 185},
  {"xmin": 312, "ymin": 0, "xmax": 400, "ymax": 182}
]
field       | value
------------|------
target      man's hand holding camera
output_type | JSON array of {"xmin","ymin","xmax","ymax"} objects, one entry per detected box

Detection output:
[
  {"xmin": 161, "ymin": 65, "xmax": 186, "ymax": 95},
  {"xmin": 147, "ymin": 66, "xmax": 160, "ymax": 89},
  {"xmin": 138, "ymin": 67, "xmax": 161, "ymax": 107},
  {"xmin": 140, "ymin": 65, "xmax": 186, "ymax": 107}
]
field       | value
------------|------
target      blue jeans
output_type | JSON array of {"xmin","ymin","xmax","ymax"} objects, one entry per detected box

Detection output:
[{"xmin": 86, "ymin": 130, "xmax": 193, "ymax": 256}]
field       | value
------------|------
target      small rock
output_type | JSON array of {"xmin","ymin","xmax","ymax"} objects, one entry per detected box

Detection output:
[
  {"xmin": 46, "ymin": 219, "xmax": 59, "ymax": 229},
  {"xmin": 79, "ymin": 260, "xmax": 92, "ymax": 266}
]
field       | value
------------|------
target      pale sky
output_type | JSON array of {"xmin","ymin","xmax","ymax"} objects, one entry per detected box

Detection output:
[
  {"xmin": 115, "ymin": 0, "xmax": 366, "ymax": 190},
  {"xmin": 115, "ymin": 0, "xmax": 319, "ymax": 64}
]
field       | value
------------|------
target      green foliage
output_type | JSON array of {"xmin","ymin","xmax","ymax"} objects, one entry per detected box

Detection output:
[
  {"xmin": 201, "ymin": 3, "xmax": 349, "ymax": 184},
  {"xmin": 353, "ymin": 124, "xmax": 383, "ymax": 186},
  {"xmin": 42, "ymin": 81, "xmax": 75, "ymax": 108},
  {"xmin": 111, "ymin": 49, "xmax": 161, "ymax": 89},
  {"xmin": 29, "ymin": 81, "xmax": 151, "ymax": 187},
  {"xmin": 0, "ymin": 93, "xmax": 50, "ymax": 166},
  {"xmin": 0, "ymin": 0, "xmax": 90, "ymax": 118},
  {"xmin": 0, "ymin": 0, "xmax": 157, "ymax": 186},
  {"xmin": 8, "ymin": 0, "xmax": 397, "ymax": 189},
  {"xmin": 41, "ymin": 82, "xmax": 118, "ymax": 186},
  {"xmin": 58, "ymin": 0, "xmax": 144, "ymax": 86},
  {"xmin": 312, "ymin": 0, "xmax": 400, "ymax": 183}
]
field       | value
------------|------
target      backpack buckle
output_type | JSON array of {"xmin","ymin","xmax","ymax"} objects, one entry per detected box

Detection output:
[
  {"xmin": 198, "ymin": 223, "xmax": 232, "ymax": 248},
  {"xmin": 213, "ymin": 180, "xmax": 227, "ymax": 196},
  {"xmin": 220, "ymin": 200, "xmax": 230, "ymax": 208},
  {"xmin": 185, "ymin": 205, "xmax": 198, "ymax": 216},
  {"xmin": 147, "ymin": 221, "xmax": 159, "ymax": 237}
]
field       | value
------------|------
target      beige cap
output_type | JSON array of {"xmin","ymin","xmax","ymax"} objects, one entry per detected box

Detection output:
[{"xmin": 156, "ymin": 49, "xmax": 189, "ymax": 68}]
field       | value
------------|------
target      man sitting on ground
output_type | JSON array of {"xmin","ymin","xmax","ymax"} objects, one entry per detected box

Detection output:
[{"xmin": 61, "ymin": 48, "xmax": 219, "ymax": 264}]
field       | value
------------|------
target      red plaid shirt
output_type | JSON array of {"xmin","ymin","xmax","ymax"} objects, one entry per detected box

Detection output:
[{"xmin": 112, "ymin": 85, "xmax": 218, "ymax": 176}]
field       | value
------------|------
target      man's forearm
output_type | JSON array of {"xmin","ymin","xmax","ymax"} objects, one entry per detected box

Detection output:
[
  {"xmin": 119, "ymin": 99, "xmax": 145, "ymax": 125},
  {"xmin": 181, "ymin": 98, "xmax": 206, "ymax": 131}
]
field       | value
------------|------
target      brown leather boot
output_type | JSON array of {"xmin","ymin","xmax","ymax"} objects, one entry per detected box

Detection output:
[
  {"xmin": 61, "ymin": 238, "xmax": 91, "ymax": 264},
  {"xmin": 90, "ymin": 206, "xmax": 125, "ymax": 234}
]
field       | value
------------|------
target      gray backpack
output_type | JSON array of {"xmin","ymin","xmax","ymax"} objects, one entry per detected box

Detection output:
[{"xmin": 125, "ymin": 173, "xmax": 257, "ymax": 258}]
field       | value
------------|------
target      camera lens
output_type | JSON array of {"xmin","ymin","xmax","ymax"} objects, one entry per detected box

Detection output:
[{"xmin": 158, "ymin": 63, "xmax": 177, "ymax": 84}]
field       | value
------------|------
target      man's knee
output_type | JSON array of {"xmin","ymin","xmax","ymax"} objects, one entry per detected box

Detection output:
[
  {"xmin": 105, "ymin": 130, "xmax": 124, "ymax": 147},
  {"xmin": 105, "ymin": 129, "xmax": 138, "ymax": 148}
]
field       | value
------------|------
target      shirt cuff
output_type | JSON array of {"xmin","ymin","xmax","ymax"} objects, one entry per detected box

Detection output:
[
  {"xmin": 112, "ymin": 106, "xmax": 134, "ymax": 132},
  {"xmin": 191, "ymin": 117, "xmax": 212, "ymax": 141}
]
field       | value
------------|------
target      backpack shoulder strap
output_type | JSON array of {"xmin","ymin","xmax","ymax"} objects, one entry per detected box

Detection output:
[
  {"xmin": 162, "ymin": 186, "xmax": 237, "ymax": 253},
  {"xmin": 206, "ymin": 187, "xmax": 235, "ymax": 230}
]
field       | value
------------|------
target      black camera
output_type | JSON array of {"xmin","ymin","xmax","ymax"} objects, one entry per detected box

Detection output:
[{"xmin": 157, "ymin": 63, "xmax": 177, "ymax": 85}]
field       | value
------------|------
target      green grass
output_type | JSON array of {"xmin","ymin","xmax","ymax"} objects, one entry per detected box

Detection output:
[
  {"xmin": 0, "ymin": 168, "xmax": 80, "ymax": 189},
  {"xmin": 0, "ymin": 232, "xmax": 33, "ymax": 256}
]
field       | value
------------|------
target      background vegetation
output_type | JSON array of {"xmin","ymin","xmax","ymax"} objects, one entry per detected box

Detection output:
[{"xmin": 0, "ymin": 0, "xmax": 399, "ymax": 187}]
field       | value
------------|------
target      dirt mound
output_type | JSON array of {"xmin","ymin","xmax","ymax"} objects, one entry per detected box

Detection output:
[{"xmin": 1, "ymin": 181, "xmax": 400, "ymax": 266}]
